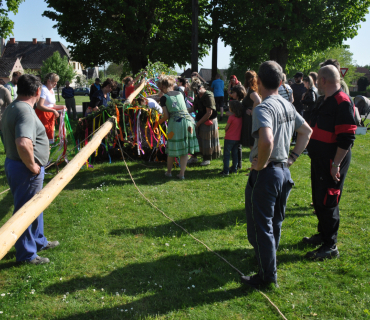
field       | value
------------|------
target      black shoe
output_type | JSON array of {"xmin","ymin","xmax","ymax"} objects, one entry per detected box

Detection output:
[
  {"xmin": 39, "ymin": 241, "xmax": 60, "ymax": 252},
  {"xmin": 305, "ymin": 244, "xmax": 339, "ymax": 261},
  {"xmin": 241, "ymin": 274, "xmax": 279, "ymax": 288},
  {"xmin": 302, "ymin": 234, "xmax": 323, "ymax": 246},
  {"xmin": 219, "ymin": 171, "xmax": 229, "ymax": 176}
]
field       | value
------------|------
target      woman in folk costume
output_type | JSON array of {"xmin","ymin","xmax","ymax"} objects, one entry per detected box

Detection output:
[{"xmin": 158, "ymin": 76, "xmax": 199, "ymax": 179}]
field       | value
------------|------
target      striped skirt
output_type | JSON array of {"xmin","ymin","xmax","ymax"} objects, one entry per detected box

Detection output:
[{"xmin": 196, "ymin": 118, "xmax": 221, "ymax": 160}]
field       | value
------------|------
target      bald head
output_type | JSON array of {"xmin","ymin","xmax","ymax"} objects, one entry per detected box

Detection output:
[
  {"xmin": 318, "ymin": 65, "xmax": 340, "ymax": 84},
  {"xmin": 317, "ymin": 65, "xmax": 341, "ymax": 96}
]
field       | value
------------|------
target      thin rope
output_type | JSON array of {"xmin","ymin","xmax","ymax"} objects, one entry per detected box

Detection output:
[{"xmin": 116, "ymin": 135, "xmax": 288, "ymax": 320}]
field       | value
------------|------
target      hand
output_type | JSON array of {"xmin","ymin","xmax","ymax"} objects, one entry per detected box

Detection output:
[
  {"xmin": 287, "ymin": 157, "xmax": 295, "ymax": 168},
  {"xmin": 195, "ymin": 122, "xmax": 200, "ymax": 128},
  {"xmin": 31, "ymin": 163, "xmax": 41, "ymax": 175},
  {"xmin": 331, "ymin": 165, "xmax": 340, "ymax": 181},
  {"xmin": 53, "ymin": 110, "xmax": 60, "ymax": 118},
  {"xmin": 251, "ymin": 157, "xmax": 269, "ymax": 171},
  {"xmin": 246, "ymin": 109, "xmax": 252, "ymax": 115},
  {"xmin": 93, "ymin": 107, "xmax": 99, "ymax": 112}
]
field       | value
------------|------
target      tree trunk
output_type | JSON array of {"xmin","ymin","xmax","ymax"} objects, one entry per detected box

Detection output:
[
  {"xmin": 191, "ymin": 0, "xmax": 199, "ymax": 73},
  {"xmin": 211, "ymin": 35, "xmax": 218, "ymax": 82},
  {"xmin": 128, "ymin": 55, "xmax": 148, "ymax": 75},
  {"xmin": 269, "ymin": 43, "xmax": 289, "ymax": 72}
]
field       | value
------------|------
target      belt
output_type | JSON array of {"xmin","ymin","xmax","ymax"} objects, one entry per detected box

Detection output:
[{"xmin": 267, "ymin": 162, "xmax": 286, "ymax": 168}]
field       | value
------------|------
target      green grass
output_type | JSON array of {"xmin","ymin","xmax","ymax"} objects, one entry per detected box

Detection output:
[
  {"xmin": 55, "ymin": 95, "xmax": 89, "ymax": 106},
  {"xmin": 0, "ymin": 122, "xmax": 370, "ymax": 319}
]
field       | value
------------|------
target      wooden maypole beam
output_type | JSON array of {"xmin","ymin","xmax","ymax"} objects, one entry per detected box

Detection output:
[{"xmin": 0, "ymin": 117, "xmax": 116, "ymax": 261}]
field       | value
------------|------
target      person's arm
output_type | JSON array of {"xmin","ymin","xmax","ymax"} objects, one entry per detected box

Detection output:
[
  {"xmin": 247, "ymin": 92, "xmax": 261, "ymax": 115},
  {"xmin": 251, "ymin": 127, "xmax": 274, "ymax": 171},
  {"xmin": 37, "ymin": 98, "xmax": 60, "ymax": 118},
  {"xmin": 287, "ymin": 121, "xmax": 312, "ymax": 167},
  {"xmin": 15, "ymin": 137, "xmax": 40, "ymax": 174},
  {"xmin": 158, "ymin": 106, "xmax": 169, "ymax": 125},
  {"xmin": 225, "ymin": 122, "xmax": 231, "ymax": 132},
  {"xmin": 196, "ymin": 107, "xmax": 212, "ymax": 127},
  {"xmin": 133, "ymin": 71, "xmax": 146, "ymax": 87},
  {"xmin": 61, "ymin": 88, "xmax": 66, "ymax": 99},
  {"xmin": 289, "ymin": 90, "xmax": 294, "ymax": 103},
  {"xmin": 3, "ymin": 86, "xmax": 12, "ymax": 105}
]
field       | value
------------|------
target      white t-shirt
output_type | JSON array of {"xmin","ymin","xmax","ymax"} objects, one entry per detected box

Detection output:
[
  {"xmin": 40, "ymin": 85, "xmax": 56, "ymax": 108},
  {"xmin": 147, "ymin": 98, "xmax": 163, "ymax": 114}
]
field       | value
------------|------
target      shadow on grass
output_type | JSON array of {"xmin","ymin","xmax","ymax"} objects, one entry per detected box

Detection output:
[
  {"xmin": 45, "ymin": 249, "xmax": 254, "ymax": 320},
  {"xmin": 110, "ymin": 209, "xmax": 247, "ymax": 238},
  {"xmin": 0, "ymin": 190, "xmax": 14, "ymax": 222}
]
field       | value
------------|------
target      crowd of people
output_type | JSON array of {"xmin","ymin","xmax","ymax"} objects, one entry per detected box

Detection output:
[{"xmin": 0, "ymin": 58, "xmax": 358, "ymax": 297}]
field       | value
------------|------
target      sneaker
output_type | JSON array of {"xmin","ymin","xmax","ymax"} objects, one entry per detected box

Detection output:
[
  {"xmin": 39, "ymin": 241, "xmax": 60, "ymax": 252},
  {"xmin": 219, "ymin": 171, "xmax": 229, "ymax": 176},
  {"xmin": 27, "ymin": 256, "xmax": 50, "ymax": 265},
  {"xmin": 200, "ymin": 160, "xmax": 211, "ymax": 166},
  {"xmin": 302, "ymin": 234, "xmax": 323, "ymax": 246},
  {"xmin": 177, "ymin": 174, "xmax": 185, "ymax": 180},
  {"xmin": 164, "ymin": 172, "xmax": 172, "ymax": 177},
  {"xmin": 187, "ymin": 157, "xmax": 198, "ymax": 164},
  {"xmin": 305, "ymin": 244, "xmax": 339, "ymax": 261},
  {"xmin": 241, "ymin": 274, "xmax": 279, "ymax": 288}
]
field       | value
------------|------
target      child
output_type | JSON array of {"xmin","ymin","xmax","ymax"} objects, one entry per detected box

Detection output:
[{"xmin": 220, "ymin": 100, "xmax": 243, "ymax": 176}]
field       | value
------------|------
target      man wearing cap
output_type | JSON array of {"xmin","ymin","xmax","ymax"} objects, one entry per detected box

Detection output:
[{"xmin": 89, "ymin": 78, "xmax": 101, "ymax": 102}]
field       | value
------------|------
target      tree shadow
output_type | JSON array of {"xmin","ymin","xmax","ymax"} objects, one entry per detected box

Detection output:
[
  {"xmin": 110, "ymin": 208, "xmax": 247, "ymax": 238},
  {"xmin": 45, "ymin": 249, "xmax": 255, "ymax": 320}
]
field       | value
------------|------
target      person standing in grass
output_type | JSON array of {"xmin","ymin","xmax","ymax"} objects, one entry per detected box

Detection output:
[
  {"xmin": 2, "ymin": 74, "xmax": 59, "ymax": 265},
  {"xmin": 219, "ymin": 100, "xmax": 243, "ymax": 176},
  {"xmin": 62, "ymin": 80, "xmax": 76, "ymax": 120},
  {"xmin": 242, "ymin": 61, "xmax": 312, "ymax": 288},
  {"xmin": 158, "ymin": 76, "xmax": 199, "ymax": 179},
  {"xmin": 303, "ymin": 65, "xmax": 356, "ymax": 260},
  {"xmin": 211, "ymin": 73, "xmax": 225, "ymax": 121}
]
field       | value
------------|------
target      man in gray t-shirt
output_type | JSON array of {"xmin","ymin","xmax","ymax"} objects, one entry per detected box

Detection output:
[
  {"xmin": 241, "ymin": 61, "xmax": 312, "ymax": 289},
  {"xmin": 3, "ymin": 74, "xmax": 59, "ymax": 265}
]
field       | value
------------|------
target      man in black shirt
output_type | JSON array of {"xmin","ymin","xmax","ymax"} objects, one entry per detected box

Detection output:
[{"xmin": 291, "ymin": 72, "xmax": 307, "ymax": 143}]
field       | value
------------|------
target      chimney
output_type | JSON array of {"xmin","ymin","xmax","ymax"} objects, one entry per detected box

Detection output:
[
  {"xmin": 9, "ymin": 38, "xmax": 15, "ymax": 44},
  {"xmin": 33, "ymin": 38, "xmax": 37, "ymax": 44},
  {"xmin": 46, "ymin": 38, "xmax": 51, "ymax": 45}
]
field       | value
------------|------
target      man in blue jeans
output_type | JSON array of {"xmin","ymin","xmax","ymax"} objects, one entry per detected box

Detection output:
[
  {"xmin": 242, "ymin": 61, "xmax": 312, "ymax": 288},
  {"xmin": 2, "ymin": 74, "xmax": 60, "ymax": 265}
]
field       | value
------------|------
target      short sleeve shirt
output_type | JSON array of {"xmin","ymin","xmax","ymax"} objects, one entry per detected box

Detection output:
[
  {"xmin": 211, "ymin": 79, "xmax": 225, "ymax": 97},
  {"xmin": 2, "ymin": 101, "xmax": 50, "ymax": 166},
  {"xmin": 225, "ymin": 115, "xmax": 242, "ymax": 141},
  {"xmin": 250, "ymin": 95, "xmax": 305, "ymax": 163},
  {"xmin": 40, "ymin": 85, "xmax": 56, "ymax": 108}
]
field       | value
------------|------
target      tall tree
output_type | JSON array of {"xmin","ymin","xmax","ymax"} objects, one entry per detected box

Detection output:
[
  {"xmin": 40, "ymin": 51, "xmax": 76, "ymax": 102},
  {"xmin": 214, "ymin": 0, "xmax": 370, "ymax": 71},
  {"xmin": 43, "ymin": 0, "xmax": 211, "ymax": 74},
  {"xmin": 0, "ymin": 0, "xmax": 24, "ymax": 38}
]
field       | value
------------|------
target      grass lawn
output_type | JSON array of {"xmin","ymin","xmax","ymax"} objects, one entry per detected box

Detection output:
[
  {"xmin": 55, "ymin": 95, "xmax": 90, "ymax": 106},
  {"xmin": 0, "ymin": 121, "xmax": 369, "ymax": 319}
]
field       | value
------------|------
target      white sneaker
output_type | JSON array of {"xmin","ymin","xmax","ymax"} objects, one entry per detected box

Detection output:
[
  {"xmin": 187, "ymin": 157, "xmax": 198, "ymax": 164},
  {"xmin": 200, "ymin": 160, "xmax": 211, "ymax": 166}
]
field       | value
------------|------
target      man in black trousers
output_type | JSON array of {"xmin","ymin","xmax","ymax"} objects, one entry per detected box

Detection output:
[{"xmin": 304, "ymin": 65, "xmax": 356, "ymax": 260}]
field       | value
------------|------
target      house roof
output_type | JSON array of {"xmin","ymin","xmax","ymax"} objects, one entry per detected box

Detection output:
[
  {"xmin": 180, "ymin": 68, "xmax": 192, "ymax": 78},
  {"xmin": 356, "ymin": 67, "xmax": 370, "ymax": 82},
  {"xmin": 1, "ymin": 41, "xmax": 71, "ymax": 70},
  {"xmin": 0, "ymin": 57, "xmax": 18, "ymax": 77},
  {"xmin": 199, "ymin": 68, "xmax": 228, "ymax": 82}
]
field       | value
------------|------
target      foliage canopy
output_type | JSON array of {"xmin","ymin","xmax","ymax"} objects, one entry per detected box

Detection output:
[
  {"xmin": 0, "ymin": 0, "xmax": 24, "ymax": 38},
  {"xmin": 43, "ymin": 0, "xmax": 211, "ymax": 74}
]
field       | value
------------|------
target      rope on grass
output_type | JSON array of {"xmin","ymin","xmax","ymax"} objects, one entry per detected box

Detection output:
[{"xmin": 115, "ymin": 135, "xmax": 288, "ymax": 320}]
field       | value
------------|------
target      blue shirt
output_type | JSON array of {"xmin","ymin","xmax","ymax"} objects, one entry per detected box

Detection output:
[
  {"xmin": 211, "ymin": 79, "xmax": 224, "ymax": 97},
  {"xmin": 62, "ymin": 86, "xmax": 74, "ymax": 99}
]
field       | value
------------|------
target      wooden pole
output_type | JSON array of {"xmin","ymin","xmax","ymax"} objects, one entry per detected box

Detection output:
[
  {"xmin": 0, "ymin": 117, "xmax": 116, "ymax": 261},
  {"xmin": 191, "ymin": 0, "xmax": 199, "ymax": 73}
]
